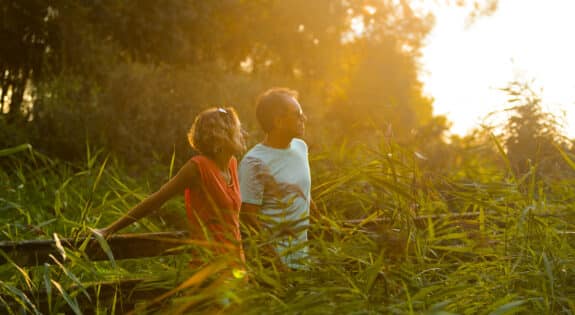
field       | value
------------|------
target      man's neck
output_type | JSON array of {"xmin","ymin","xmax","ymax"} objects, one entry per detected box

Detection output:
[{"xmin": 262, "ymin": 133, "xmax": 293, "ymax": 149}]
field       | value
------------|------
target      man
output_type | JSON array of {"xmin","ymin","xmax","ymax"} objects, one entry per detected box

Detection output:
[{"xmin": 239, "ymin": 87, "xmax": 312, "ymax": 270}]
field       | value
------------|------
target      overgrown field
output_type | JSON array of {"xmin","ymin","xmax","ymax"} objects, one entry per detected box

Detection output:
[{"xmin": 2, "ymin": 142, "xmax": 575, "ymax": 314}]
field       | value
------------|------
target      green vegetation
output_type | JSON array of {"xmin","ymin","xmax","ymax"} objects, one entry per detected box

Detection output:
[
  {"xmin": 3, "ymin": 1, "xmax": 575, "ymax": 314},
  {"xmin": 2, "ymin": 128, "xmax": 575, "ymax": 313}
]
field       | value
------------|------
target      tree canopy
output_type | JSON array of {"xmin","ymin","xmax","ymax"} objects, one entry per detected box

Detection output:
[{"xmin": 1, "ymin": 0, "xmax": 499, "ymax": 163}]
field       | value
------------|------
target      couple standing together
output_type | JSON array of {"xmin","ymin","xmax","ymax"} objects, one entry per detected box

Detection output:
[{"xmin": 96, "ymin": 87, "xmax": 312, "ymax": 271}]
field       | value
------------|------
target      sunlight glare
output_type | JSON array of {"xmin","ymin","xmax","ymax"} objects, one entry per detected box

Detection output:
[
  {"xmin": 350, "ymin": 16, "xmax": 365, "ymax": 36},
  {"xmin": 364, "ymin": 5, "xmax": 377, "ymax": 15},
  {"xmin": 420, "ymin": 0, "xmax": 575, "ymax": 138}
]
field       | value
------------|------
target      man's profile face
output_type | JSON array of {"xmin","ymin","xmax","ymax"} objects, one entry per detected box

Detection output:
[{"xmin": 281, "ymin": 96, "xmax": 306, "ymax": 138}]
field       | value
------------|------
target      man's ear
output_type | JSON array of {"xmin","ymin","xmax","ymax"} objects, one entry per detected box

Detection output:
[{"xmin": 272, "ymin": 115, "xmax": 284, "ymax": 130}]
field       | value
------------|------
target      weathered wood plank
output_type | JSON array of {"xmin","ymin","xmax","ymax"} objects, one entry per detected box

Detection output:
[
  {"xmin": 343, "ymin": 212, "xmax": 482, "ymax": 225},
  {"xmin": 1, "ymin": 211, "xmax": 571, "ymax": 267},
  {"xmin": 0, "ymin": 231, "xmax": 190, "ymax": 267}
]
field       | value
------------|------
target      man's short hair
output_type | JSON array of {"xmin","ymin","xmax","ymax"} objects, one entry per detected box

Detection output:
[{"xmin": 255, "ymin": 87, "xmax": 299, "ymax": 133}]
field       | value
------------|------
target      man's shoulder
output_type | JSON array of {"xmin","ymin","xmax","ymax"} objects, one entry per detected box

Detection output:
[
  {"xmin": 242, "ymin": 143, "xmax": 265, "ymax": 159},
  {"xmin": 291, "ymin": 138, "xmax": 308, "ymax": 152},
  {"xmin": 292, "ymin": 138, "xmax": 307, "ymax": 146},
  {"xmin": 239, "ymin": 144, "xmax": 267, "ymax": 169}
]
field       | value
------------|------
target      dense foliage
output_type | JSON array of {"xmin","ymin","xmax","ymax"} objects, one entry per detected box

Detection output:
[
  {"xmin": 1, "ymin": 0, "xmax": 498, "ymax": 165},
  {"xmin": 2, "ymin": 133, "xmax": 575, "ymax": 313},
  {"xmin": 5, "ymin": 0, "xmax": 575, "ymax": 314}
]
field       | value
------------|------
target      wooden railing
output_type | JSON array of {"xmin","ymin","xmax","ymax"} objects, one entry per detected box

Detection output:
[
  {"xmin": 0, "ymin": 230, "xmax": 190, "ymax": 267},
  {"xmin": 0, "ymin": 231, "xmax": 191, "ymax": 314},
  {"xmin": 1, "ymin": 211, "xmax": 572, "ymax": 313}
]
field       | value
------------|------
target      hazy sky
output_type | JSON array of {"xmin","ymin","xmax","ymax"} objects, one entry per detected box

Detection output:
[{"xmin": 420, "ymin": 0, "xmax": 575, "ymax": 138}]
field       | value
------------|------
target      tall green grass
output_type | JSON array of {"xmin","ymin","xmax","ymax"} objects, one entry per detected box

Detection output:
[{"xmin": 1, "ymin": 141, "xmax": 575, "ymax": 314}]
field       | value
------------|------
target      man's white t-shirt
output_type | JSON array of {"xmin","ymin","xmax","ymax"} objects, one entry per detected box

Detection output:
[{"xmin": 239, "ymin": 138, "xmax": 311, "ymax": 268}]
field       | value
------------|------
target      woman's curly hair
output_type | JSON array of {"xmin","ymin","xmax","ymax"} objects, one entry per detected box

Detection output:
[{"xmin": 188, "ymin": 107, "xmax": 243, "ymax": 158}]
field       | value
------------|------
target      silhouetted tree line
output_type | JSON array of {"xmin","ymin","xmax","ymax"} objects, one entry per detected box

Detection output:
[
  {"xmin": 3, "ymin": 0, "xmax": 573, "ymax": 180},
  {"xmin": 1, "ymin": 1, "xmax": 438, "ymax": 163}
]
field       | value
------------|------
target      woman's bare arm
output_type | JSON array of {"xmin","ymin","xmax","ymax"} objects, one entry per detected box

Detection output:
[{"xmin": 96, "ymin": 161, "xmax": 199, "ymax": 237}]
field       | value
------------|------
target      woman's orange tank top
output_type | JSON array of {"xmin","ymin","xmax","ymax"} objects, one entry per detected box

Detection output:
[{"xmin": 184, "ymin": 155, "xmax": 243, "ymax": 260}]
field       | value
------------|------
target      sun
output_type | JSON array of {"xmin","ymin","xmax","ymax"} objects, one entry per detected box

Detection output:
[{"xmin": 419, "ymin": 0, "xmax": 575, "ymax": 138}]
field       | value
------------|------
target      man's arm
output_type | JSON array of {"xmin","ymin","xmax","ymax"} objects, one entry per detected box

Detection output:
[
  {"xmin": 240, "ymin": 202, "xmax": 262, "ymax": 232},
  {"xmin": 241, "ymin": 202, "xmax": 290, "ymax": 271},
  {"xmin": 238, "ymin": 156, "xmax": 265, "ymax": 231},
  {"xmin": 97, "ymin": 161, "xmax": 198, "ymax": 237}
]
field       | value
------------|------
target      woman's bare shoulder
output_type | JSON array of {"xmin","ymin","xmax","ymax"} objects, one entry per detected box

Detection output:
[{"xmin": 180, "ymin": 158, "xmax": 200, "ymax": 184}]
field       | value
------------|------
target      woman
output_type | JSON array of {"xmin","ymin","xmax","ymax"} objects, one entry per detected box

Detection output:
[{"xmin": 96, "ymin": 107, "xmax": 246, "ymax": 264}]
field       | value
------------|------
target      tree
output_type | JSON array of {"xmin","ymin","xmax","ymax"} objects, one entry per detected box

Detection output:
[
  {"xmin": 1, "ymin": 0, "xmax": 499, "ymax": 164},
  {"xmin": 500, "ymin": 81, "xmax": 568, "ymax": 177},
  {"xmin": 0, "ymin": 1, "xmax": 55, "ymax": 122}
]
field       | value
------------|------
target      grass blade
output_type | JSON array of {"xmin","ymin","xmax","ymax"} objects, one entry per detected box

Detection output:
[
  {"xmin": 0, "ymin": 144, "xmax": 32, "ymax": 157},
  {"xmin": 51, "ymin": 279, "xmax": 82, "ymax": 315}
]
